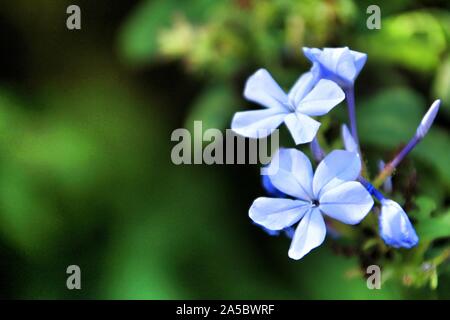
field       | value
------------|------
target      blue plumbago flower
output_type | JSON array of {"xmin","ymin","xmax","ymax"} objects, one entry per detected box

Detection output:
[
  {"xmin": 311, "ymin": 129, "xmax": 418, "ymax": 249},
  {"xmin": 231, "ymin": 68, "xmax": 345, "ymax": 144},
  {"xmin": 249, "ymin": 148, "xmax": 374, "ymax": 260},
  {"xmin": 379, "ymin": 199, "xmax": 419, "ymax": 249},
  {"xmin": 303, "ymin": 47, "xmax": 367, "ymax": 88}
]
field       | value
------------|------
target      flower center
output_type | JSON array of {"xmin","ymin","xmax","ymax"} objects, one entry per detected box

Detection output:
[
  {"xmin": 283, "ymin": 100, "xmax": 296, "ymax": 112},
  {"xmin": 312, "ymin": 199, "xmax": 320, "ymax": 207}
]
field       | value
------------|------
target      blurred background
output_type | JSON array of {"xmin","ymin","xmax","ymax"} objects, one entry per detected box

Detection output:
[{"xmin": 0, "ymin": 0, "xmax": 449, "ymax": 299}]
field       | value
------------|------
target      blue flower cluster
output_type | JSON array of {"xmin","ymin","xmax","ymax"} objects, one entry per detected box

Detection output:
[{"xmin": 231, "ymin": 47, "xmax": 441, "ymax": 260}]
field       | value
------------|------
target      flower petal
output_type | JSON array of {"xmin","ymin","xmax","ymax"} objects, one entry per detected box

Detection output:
[
  {"xmin": 342, "ymin": 124, "xmax": 358, "ymax": 153},
  {"xmin": 416, "ymin": 99, "xmax": 441, "ymax": 138},
  {"xmin": 231, "ymin": 108, "xmax": 287, "ymax": 138},
  {"xmin": 312, "ymin": 150, "xmax": 361, "ymax": 197},
  {"xmin": 265, "ymin": 148, "xmax": 314, "ymax": 200},
  {"xmin": 334, "ymin": 50, "xmax": 357, "ymax": 84},
  {"xmin": 288, "ymin": 208, "xmax": 326, "ymax": 260},
  {"xmin": 319, "ymin": 181, "xmax": 374, "ymax": 225},
  {"xmin": 379, "ymin": 199, "xmax": 419, "ymax": 249},
  {"xmin": 261, "ymin": 173, "xmax": 287, "ymax": 198},
  {"xmin": 321, "ymin": 47, "xmax": 356, "ymax": 83},
  {"xmin": 284, "ymin": 112, "xmax": 321, "ymax": 145},
  {"xmin": 249, "ymin": 197, "xmax": 310, "ymax": 231},
  {"xmin": 296, "ymin": 79, "xmax": 345, "ymax": 116},
  {"xmin": 350, "ymin": 49, "xmax": 367, "ymax": 76},
  {"xmin": 302, "ymin": 47, "xmax": 321, "ymax": 63},
  {"xmin": 303, "ymin": 47, "xmax": 366, "ymax": 87},
  {"xmin": 320, "ymin": 47, "xmax": 349, "ymax": 70},
  {"xmin": 244, "ymin": 69, "xmax": 289, "ymax": 110},
  {"xmin": 287, "ymin": 71, "xmax": 317, "ymax": 107}
]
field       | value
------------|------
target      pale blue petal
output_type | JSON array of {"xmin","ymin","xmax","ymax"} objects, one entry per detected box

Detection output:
[
  {"xmin": 342, "ymin": 124, "xmax": 358, "ymax": 153},
  {"xmin": 288, "ymin": 208, "xmax": 326, "ymax": 260},
  {"xmin": 284, "ymin": 227, "xmax": 295, "ymax": 239},
  {"xmin": 350, "ymin": 49, "xmax": 367, "ymax": 75},
  {"xmin": 296, "ymin": 79, "xmax": 345, "ymax": 116},
  {"xmin": 312, "ymin": 150, "xmax": 361, "ymax": 198},
  {"xmin": 303, "ymin": 47, "xmax": 366, "ymax": 87},
  {"xmin": 307, "ymin": 47, "xmax": 355, "ymax": 86},
  {"xmin": 321, "ymin": 47, "xmax": 354, "ymax": 77},
  {"xmin": 287, "ymin": 72, "xmax": 317, "ymax": 107},
  {"xmin": 332, "ymin": 48, "xmax": 357, "ymax": 84},
  {"xmin": 284, "ymin": 112, "xmax": 321, "ymax": 145},
  {"xmin": 320, "ymin": 47, "xmax": 349, "ymax": 70},
  {"xmin": 249, "ymin": 197, "xmax": 310, "ymax": 231},
  {"xmin": 416, "ymin": 99, "xmax": 441, "ymax": 138},
  {"xmin": 302, "ymin": 47, "xmax": 321, "ymax": 63},
  {"xmin": 319, "ymin": 181, "xmax": 374, "ymax": 225},
  {"xmin": 244, "ymin": 68, "xmax": 289, "ymax": 110},
  {"xmin": 379, "ymin": 199, "xmax": 419, "ymax": 248},
  {"xmin": 231, "ymin": 108, "xmax": 287, "ymax": 138},
  {"xmin": 265, "ymin": 148, "xmax": 314, "ymax": 200},
  {"xmin": 261, "ymin": 174, "xmax": 287, "ymax": 198}
]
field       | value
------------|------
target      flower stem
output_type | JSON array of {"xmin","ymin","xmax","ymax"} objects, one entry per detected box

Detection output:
[
  {"xmin": 344, "ymin": 86, "xmax": 368, "ymax": 176},
  {"xmin": 344, "ymin": 86, "xmax": 359, "ymax": 146},
  {"xmin": 373, "ymin": 136, "xmax": 420, "ymax": 188},
  {"xmin": 373, "ymin": 100, "xmax": 441, "ymax": 188},
  {"xmin": 358, "ymin": 176, "xmax": 385, "ymax": 202},
  {"xmin": 310, "ymin": 137, "xmax": 325, "ymax": 163}
]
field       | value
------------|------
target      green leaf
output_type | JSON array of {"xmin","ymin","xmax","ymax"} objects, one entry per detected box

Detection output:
[
  {"xmin": 432, "ymin": 56, "xmax": 450, "ymax": 117},
  {"xmin": 0, "ymin": 161, "xmax": 63, "ymax": 258},
  {"xmin": 0, "ymin": 89, "xmax": 26, "ymax": 139},
  {"xmin": 410, "ymin": 196, "xmax": 437, "ymax": 221},
  {"xmin": 117, "ymin": 0, "xmax": 177, "ymax": 65},
  {"xmin": 118, "ymin": 0, "xmax": 219, "ymax": 65},
  {"xmin": 358, "ymin": 11, "xmax": 447, "ymax": 72},
  {"xmin": 416, "ymin": 210, "xmax": 450, "ymax": 241},
  {"xmin": 414, "ymin": 128, "xmax": 450, "ymax": 191}
]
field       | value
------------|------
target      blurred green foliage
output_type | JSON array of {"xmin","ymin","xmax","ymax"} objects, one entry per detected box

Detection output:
[{"xmin": 0, "ymin": 0, "xmax": 449, "ymax": 299}]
